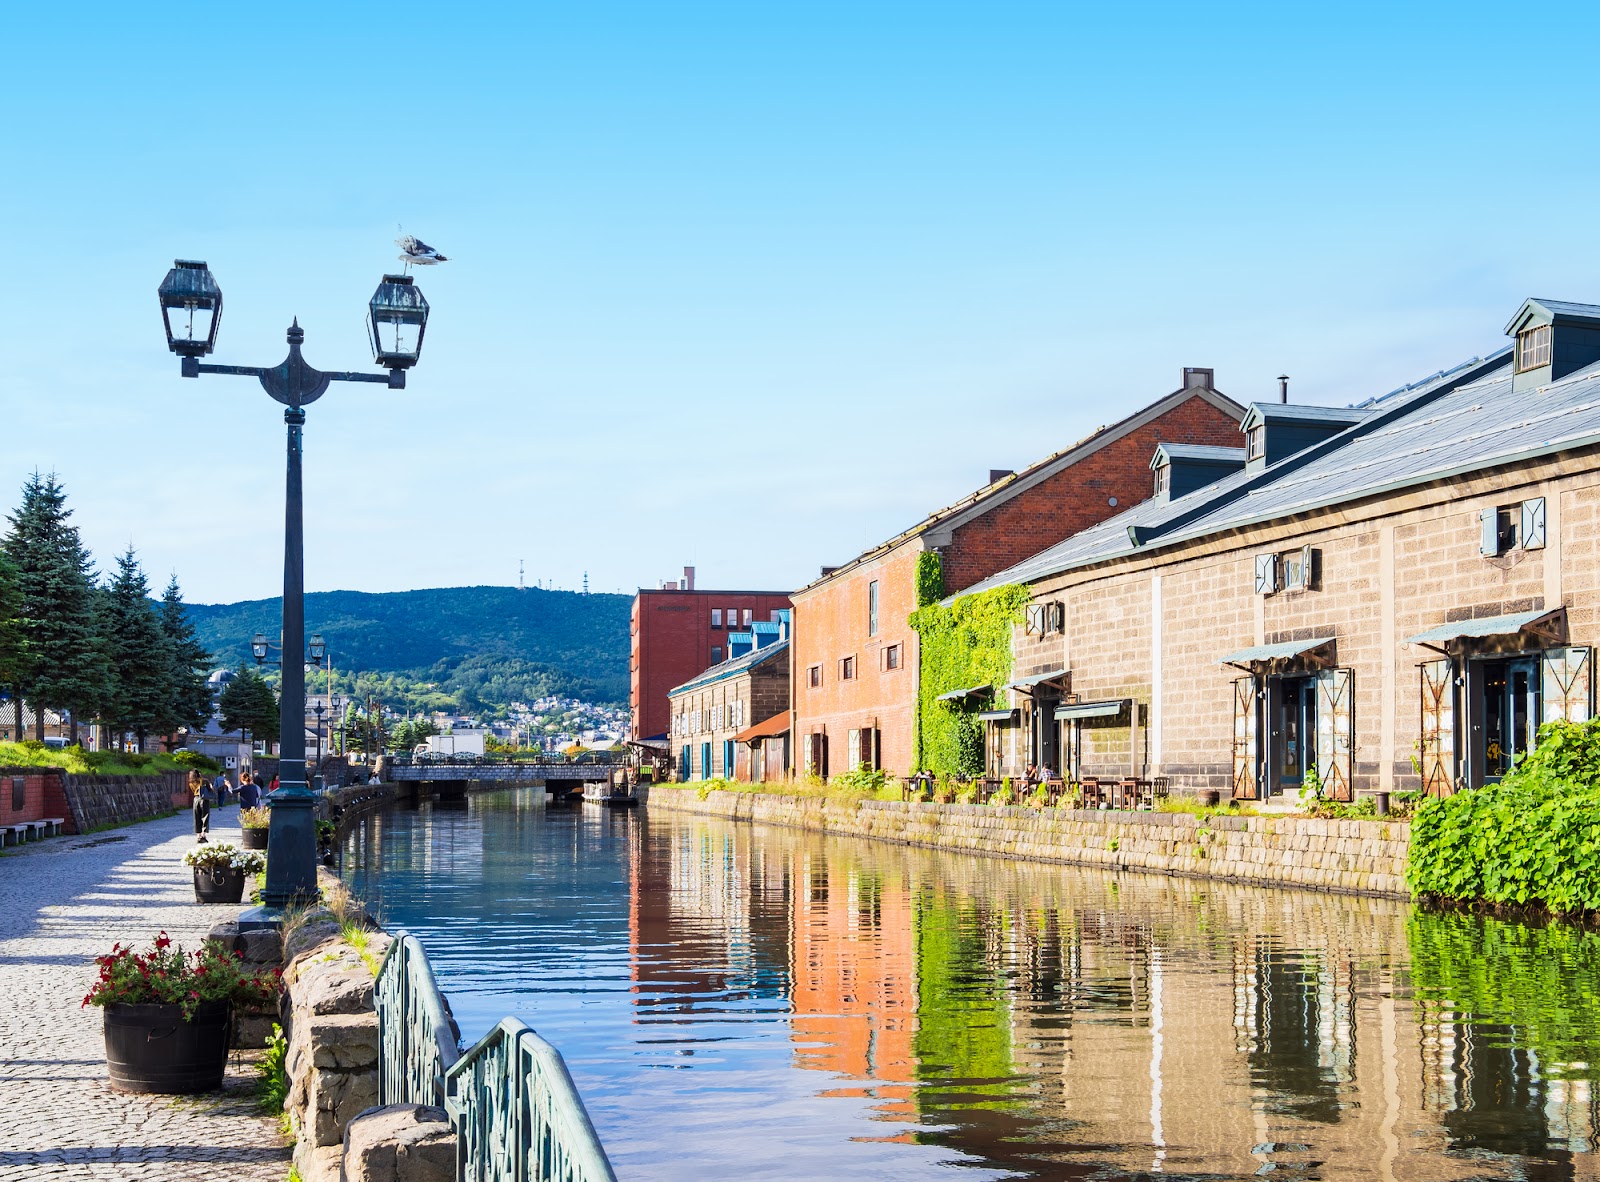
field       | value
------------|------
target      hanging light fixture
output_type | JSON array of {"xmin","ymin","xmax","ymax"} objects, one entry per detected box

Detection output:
[
  {"xmin": 367, "ymin": 274, "xmax": 429, "ymax": 370},
  {"xmin": 157, "ymin": 260, "xmax": 223, "ymax": 362}
]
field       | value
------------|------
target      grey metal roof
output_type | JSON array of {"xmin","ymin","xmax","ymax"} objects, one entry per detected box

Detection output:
[
  {"xmin": 976, "ymin": 708, "xmax": 1016, "ymax": 722},
  {"xmin": 1152, "ymin": 443, "xmax": 1246, "ymax": 467},
  {"xmin": 1240, "ymin": 402, "xmax": 1370, "ymax": 428},
  {"xmin": 1218, "ymin": 636, "xmax": 1336, "ymax": 666},
  {"xmin": 1505, "ymin": 299, "xmax": 1600, "ymax": 334},
  {"xmin": 1404, "ymin": 609, "xmax": 1558, "ymax": 646},
  {"xmin": 935, "ymin": 684, "xmax": 990, "ymax": 701},
  {"xmin": 668, "ymin": 639, "xmax": 789, "ymax": 697},
  {"xmin": 1055, "ymin": 699, "xmax": 1125, "ymax": 720},
  {"xmin": 1005, "ymin": 668, "xmax": 1069, "ymax": 690},
  {"xmin": 956, "ymin": 344, "xmax": 1594, "ymax": 597}
]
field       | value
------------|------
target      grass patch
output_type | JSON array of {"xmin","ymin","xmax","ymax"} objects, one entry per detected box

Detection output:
[
  {"xmin": 0, "ymin": 740, "xmax": 219, "ymax": 777},
  {"xmin": 688, "ymin": 775, "xmax": 903, "ymax": 807},
  {"xmin": 1157, "ymin": 797, "xmax": 1257, "ymax": 820}
]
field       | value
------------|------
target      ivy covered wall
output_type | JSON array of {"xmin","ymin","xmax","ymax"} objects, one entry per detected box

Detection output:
[{"xmin": 909, "ymin": 581, "xmax": 1029, "ymax": 775}]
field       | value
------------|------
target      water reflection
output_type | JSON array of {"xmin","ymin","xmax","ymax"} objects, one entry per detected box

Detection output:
[{"xmin": 344, "ymin": 791, "xmax": 1600, "ymax": 1180}]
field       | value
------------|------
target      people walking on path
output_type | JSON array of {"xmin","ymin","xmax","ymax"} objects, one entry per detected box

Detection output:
[
  {"xmin": 238, "ymin": 771, "xmax": 260, "ymax": 810},
  {"xmin": 191, "ymin": 770, "xmax": 213, "ymax": 841},
  {"xmin": 213, "ymin": 769, "xmax": 230, "ymax": 806},
  {"xmin": 0, "ymin": 810, "xmax": 289, "ymax": 1179}
]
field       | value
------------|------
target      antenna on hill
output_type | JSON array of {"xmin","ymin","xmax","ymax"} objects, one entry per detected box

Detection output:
[
  {"xmin": 519, "ymin": 559, "xmax": 525, "ymax": 591},
  {"xmin": 582, "ymin": 571, "xmax": 589, "ymax": 595}
]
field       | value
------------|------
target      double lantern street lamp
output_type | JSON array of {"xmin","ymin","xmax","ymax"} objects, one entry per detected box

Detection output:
[{"xmin": 158, "ymin": 261, "xmax": 431, "ymax": 913}]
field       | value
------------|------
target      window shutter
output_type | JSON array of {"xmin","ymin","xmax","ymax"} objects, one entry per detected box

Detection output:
[
  {"xmin": 1315, "ymin": 668, "xmax": 1354, "ymax": 802},
  {"xmin": 803, "ymin": 733, "xmax": 815, "ymax": 775},
  {"xmin": 1523, "ymin": 497, "xmax": 1547, "ymax": 550},
  {"xmin": 1480, "ymin": 507, "xmax": 1500, "ymax": 556},
  {"xmin": 1542, "ymin": 647, "xmax": 1592, "ymax": 724},
  {"xmin": 1254, "ymin": 554, "xmax": 1278, "ymax": 596},
  {"xmin": 1419, "ymin": 659, "xmax": 1456, "ymax": 796},
  {"xmin": 1231, "ymin": 676, "xmax": 1258, "ymax": 799},
  {"xmin": 847, "ymin": 729, "xmax": 861, "ymax": 770}
]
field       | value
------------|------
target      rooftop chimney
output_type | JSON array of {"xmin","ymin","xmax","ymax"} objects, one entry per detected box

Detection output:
[
  {"xmin": 1183, "ymin": 367, "xmax": 1215, "ymax": 390},
  {"xmin": 682, "ymin": 565, "xmax": 695, "ymax": 592},
  {"xmin": 988, "ymin": 469, "xmax": 1014, "ymax": 485},
  {"xmin": 1278, "ymin": 375, "xmax": 1290, "ymax": 403},
  {"xmin": 821, "ymin": 565, "xmax": 839, "ymax": 578}
]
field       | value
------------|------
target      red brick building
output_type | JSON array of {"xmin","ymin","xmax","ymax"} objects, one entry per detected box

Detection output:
[
  {"xmin": 630, "ymin": 567, "xmax": 793, "ymax": 743},
  {"xmin": 790, "ymin": 369, "xmax": 1245, "ymax": 777}
]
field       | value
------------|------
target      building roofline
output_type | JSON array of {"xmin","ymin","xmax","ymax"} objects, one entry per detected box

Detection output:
[
  {"xmin": 793, "ymin": 382, "xmax": 1246, "ymax": 596},
  {"xmin": 666, "ymin": 639, "xmax": 789, "ymax": 697},
  {"xmin": 636, "ymin": 588, "xmax": 794, "ymax": 598}
]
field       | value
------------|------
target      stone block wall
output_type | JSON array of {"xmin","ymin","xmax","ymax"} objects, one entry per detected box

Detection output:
[
  {"xmin": 648, "ymin": 786, "xmax": 1411, "ymax": 898},
  {"xmin": 61, "ymin": 772, "xmax": 186, "ymax": 834}
]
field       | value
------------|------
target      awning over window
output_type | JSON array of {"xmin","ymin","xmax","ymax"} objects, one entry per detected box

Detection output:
[
  {"xmin": 1405, "ymin": 608, "xmax": 1561, "ymax": 647},
  {"xmin": 1054, "ymin": 699, "xmax": 1127, "ymax": 721},
  {"xmin": 976, "ymin": 709, "xmax": 1016, "ymax": 722},
  {"xmin": 935, "ymin": 685, "xmax": 990, "ymax": 702},
  {"xmin": 1217, "ymin": 636, "xmax": 1336, "ymax": 667},
  {"xmin": 1004, "ymin": 668, "xmax": 1068, "ymax": 691},
  {"xmin": 735, "ymin": 712, "xmax": 790, "ymax": 743}
]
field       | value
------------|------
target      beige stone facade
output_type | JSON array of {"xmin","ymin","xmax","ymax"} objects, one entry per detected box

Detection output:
[
  {"xmin": 668, "ymin": 642, "xmax": 790, "ymax": 780},
  {"xmin": 998, "ymin": 449, "xmax": 1600, "ymax": 798}
]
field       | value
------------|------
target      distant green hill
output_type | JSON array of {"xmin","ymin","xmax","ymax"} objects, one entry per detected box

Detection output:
[{"xmin": 185, "ymin": 586, "xmax": 630, "ymax": 711}]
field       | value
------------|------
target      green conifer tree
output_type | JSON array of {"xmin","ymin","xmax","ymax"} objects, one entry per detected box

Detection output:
[
  {"xmin": 220, "ymin": 667, "xmax": 280, "ymax": 745},
  {"xmin": 3, "ymin": 473, "xmax": 102, "ymax": 741},
  {"xmin": 156, "ymin": 575, "xmax": 213, "ymax": 738},
  {"xmin": 101, "ymin": 548, "xmax": 174, "ymax": 752},
  {"xmin": 0, "ymin": 551, "xmax": 28, "ymax": 741}
]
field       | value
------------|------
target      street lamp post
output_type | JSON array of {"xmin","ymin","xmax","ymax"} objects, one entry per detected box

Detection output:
[{"xmin": 158, "ymin": 261, "xmax": 429, "ymax": 912}]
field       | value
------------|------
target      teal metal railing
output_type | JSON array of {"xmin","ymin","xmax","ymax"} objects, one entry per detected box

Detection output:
[{"xmin": 375, "ymin": 931, "xmax": 616, "ymax": 1182}]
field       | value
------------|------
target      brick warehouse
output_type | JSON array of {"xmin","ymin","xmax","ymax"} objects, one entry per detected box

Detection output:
[
  {"xmin": 668, "ymin": 632, "xmax": 790, "ymax": 781},
  {"xmin": 630, "ymin": 566, "xmax": 792, "ymax": 744},
  {"xmin": 790, "ymin": 369, "xmax": 1245, "ymax": 777},
  {"xmin": 963, "ymin": 297, "xmax": 1600, "ymax": 801}
]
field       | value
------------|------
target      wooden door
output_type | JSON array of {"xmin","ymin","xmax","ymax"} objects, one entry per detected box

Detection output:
[
  {"xmin": 1231, "ymin": 676, "xmax": 1259, "ymax": 800},
  {"xmin": 1542, "ymin": 647, "xmax": 1593, "ymax": 724},
  {"xmin": 1315, "ymin": 669, "xmax": 1354, "ymax": 802},
  {"xmin": 1418, "ymin": 659, "xmax": 1455, "ymax": 797}
]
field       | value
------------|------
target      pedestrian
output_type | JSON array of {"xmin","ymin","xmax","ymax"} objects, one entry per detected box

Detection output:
[
  {"xmin": 269, "ymin": 773, "xmax": 280, "ymax": 792},
  {"xmin": 238, "ymin": 771, "xmax": 260, "ymax": 809},
  {"xmin": 191, "ymin": 770, "xmax": 214, "ymax": 842},
  {"xmin": 213, "ymin": 769, "xmax": 230, "ymax": 806}
]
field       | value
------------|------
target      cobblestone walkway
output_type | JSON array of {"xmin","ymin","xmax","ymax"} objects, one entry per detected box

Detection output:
[{"xmin": 0, "ymin": 809, "xmax": 291, "ymax": 1180}]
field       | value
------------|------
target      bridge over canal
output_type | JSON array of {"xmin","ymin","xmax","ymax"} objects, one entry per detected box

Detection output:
[{"xmin": 386, "ymin": 755, "xmax": 625, "ymax": 798}]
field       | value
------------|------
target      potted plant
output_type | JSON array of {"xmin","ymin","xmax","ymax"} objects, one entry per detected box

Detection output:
[
  {"xmin": 239, "ymin": 806, "xmax": 271, "ymax": 850},
  {"xmin": 83, "ymin": 933, "xmax": 280, "ymax": 1093},
  {"xmin": 183, "ymin": 843, "xmax": 266, "ymax": 904}
]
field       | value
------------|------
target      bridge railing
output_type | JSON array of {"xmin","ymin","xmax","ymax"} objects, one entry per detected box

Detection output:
[
  {"xmin": 375, "ymin": 932, "xmax": 616, "ymax": 1182},
  {"xmin": 389, "ymin": 751, "xmax": 631, "ymax": 769}
]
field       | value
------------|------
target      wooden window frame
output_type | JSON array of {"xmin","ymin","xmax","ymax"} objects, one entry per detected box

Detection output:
[
  {"xmin": 883, "ymin": 643, "xmax": 902, "ymax": 671},
  {"xmin": 710, "ymin": 609, "xmax": 722, "ymax": 628},
  {"xmin": 808, "ymin": 664, "xmax": 823, "ymax": 688},
  {"xmin": 1247, "ymin": 425, "xmax": 1265, "ymax": 460},
  {"xmin": 1516, "ymin": 324, "xmax": 1552, "ymax": 373},
  {"xmin": 868, "ymin": 580, "xmax": 879, "ymax": 637},
  {"xmin": 840, "ymin": 655, "xmax": 857, "ymax": 681},
  {"xmin": 1153, "ymin": 465, "xmax": 1169, "ymax": 496}
]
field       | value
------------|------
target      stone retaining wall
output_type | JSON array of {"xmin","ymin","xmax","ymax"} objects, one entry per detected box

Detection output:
[
  {"xmin": 61, "ymin": 772, "xmax": 186, "ymax": 834},
  {"xmin": 648, "ymin": 786, "xmax": 1412, "ymax": 898}
]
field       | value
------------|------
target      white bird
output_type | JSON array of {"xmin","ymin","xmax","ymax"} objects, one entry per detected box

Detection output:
[{"xmin": 396, "ymin": 234, "xmax": 449, "ymax": 266}]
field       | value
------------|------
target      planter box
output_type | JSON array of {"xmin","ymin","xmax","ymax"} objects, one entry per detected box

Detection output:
[
  {"xmin": 241, "ymin": 827, "xmax": 269, "ymax": 851},
  {"xmin": 103, "ymin": 1001, "xmax": 230, "ymax": 1093},
  {"xmin": 193, "ymin": 865, "xmax": 247, "ymax": 904}
]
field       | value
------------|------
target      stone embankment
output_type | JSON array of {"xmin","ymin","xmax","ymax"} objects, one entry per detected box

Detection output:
[
  {"xmin": 0, "ymin": 765, "xmax": 187, "ymax": 835},
  {"xmin": 648, "ymin": 786, "xmax": 1411, "ymax": 899}
]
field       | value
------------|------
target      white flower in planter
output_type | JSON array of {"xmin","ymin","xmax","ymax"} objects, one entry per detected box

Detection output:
[{"xmin": 183, "ymin": 843, "xmax": 266, "ymax": 874}]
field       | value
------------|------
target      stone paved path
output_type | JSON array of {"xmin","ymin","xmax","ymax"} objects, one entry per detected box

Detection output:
[{"xmin": 0, "ymin": 809, "xmax": 290, "ymax": 1180}]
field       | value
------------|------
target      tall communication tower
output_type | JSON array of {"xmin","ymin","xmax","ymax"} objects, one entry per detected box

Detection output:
[
  {"xmin": 519, "ymin": 559, "xmax": 525, "ymax": 591},
  {"xmin": 582, "ymin": 570, "xmax": 589, "ymax": 595}
]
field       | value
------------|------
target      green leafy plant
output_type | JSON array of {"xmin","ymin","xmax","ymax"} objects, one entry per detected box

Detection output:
[
  {"xmin": 81, "ymin": 933, "xmax": 281, "ymax": 1021},
  {"xmin": 239, "ymin": 806, "xmax": 272, "ymax": 828},
  {"xmin": 256, "ymin": 1024, "xmax": 290, "ymax": 1114},
  {"xmin": 1407, "ymin": 718, "xmax": 1600, "ymax": 914},
  {"xmin": 182, "ymin": 842, "xmax": 266, "ymax": 874},
  {"xmin": 914, "ymin": 551, "xmax": 945, "ymax": 609},
  {"xmin": 909, "ymin": 583, "xmax": 1028, "ymax": 775}
]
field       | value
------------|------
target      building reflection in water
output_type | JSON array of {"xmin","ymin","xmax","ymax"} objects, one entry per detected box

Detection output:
[{"xmin": 627, "ymin": 813, "xmax": 1600, "ymax": 1180}]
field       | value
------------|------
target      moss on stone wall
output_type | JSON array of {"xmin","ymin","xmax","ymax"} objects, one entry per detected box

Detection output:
[{"xmin": 909, "ymin": 583, "xmax": 1028, "ymax": 775}]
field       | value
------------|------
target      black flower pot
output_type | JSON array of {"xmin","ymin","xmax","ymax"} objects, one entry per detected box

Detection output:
[
  {"xmin": 241, "ymin": 827, "xmax": 269, "ymax": 851},
  {"xmin": 103, "ymin": 1001, "xmax": 231, "ymax": 1093},
  {"xmin": 192, "ymin": 864, "xmax": 246, "ymax": 904}
]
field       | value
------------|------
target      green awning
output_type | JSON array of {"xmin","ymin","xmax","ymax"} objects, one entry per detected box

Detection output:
[
  {"xmin": 1054, "ymin": 700, "xmax": 1126, "ymax": 721},
  {"xmin": 935, "ymin": 684, "xmax": 990, "ymax": 702},
  {"xmin": 1004, "ymin": 668, "xmax": 1068, "ymax": 691},
  {"xmin": 1405, "ymin": 608, "xmax": 1560, "ymax": 646},
  {"xmin": 976, "ymin": 709, "xmax": 1016, "ymax": 722},
  {"xmin": 1217, "ymin": 636, "xmax": 1336, "ymax": 667}
]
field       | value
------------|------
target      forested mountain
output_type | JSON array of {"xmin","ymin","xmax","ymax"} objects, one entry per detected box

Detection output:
[{"xmin": 185, "ymin": 586, "xmax": 630, "ymax": 712}]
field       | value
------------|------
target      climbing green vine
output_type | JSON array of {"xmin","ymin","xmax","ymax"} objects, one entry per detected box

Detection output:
[
  {"xmin": 914, "ymin": 550, "xmax": 945, "ymax": 608},
  {"xmin": 909, "ymin": 582, "xmax": 1028, "ymax": 775}
]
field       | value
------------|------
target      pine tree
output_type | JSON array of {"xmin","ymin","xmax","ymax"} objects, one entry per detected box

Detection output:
[
  {"xmin": 0, "ymin": 551, "xmax": 28, "ymax": 740},
  {"xmin": 220, "ymin": 667, "xmax": 280, "ymax": 745},
  {"xmin": 156, "ymin": 575, "xmax": 213, "ymax": 738},
  {"xmin": 101, "ymin": 548, "xmax": 174, "ymax": 752},
  {"xmin": 3, "ymin": 474, "xmax": 102, "ymax": 740}
]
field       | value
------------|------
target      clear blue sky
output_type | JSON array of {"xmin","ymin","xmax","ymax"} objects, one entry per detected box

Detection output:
[{"xmin": 5, "ymin": 1, "xmax": 1600, "ymax": 604}]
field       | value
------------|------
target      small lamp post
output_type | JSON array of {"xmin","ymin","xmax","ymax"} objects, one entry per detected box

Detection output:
[{"xmin": 158, "ymin": 259, "xmax": 429, "ymax": 915}]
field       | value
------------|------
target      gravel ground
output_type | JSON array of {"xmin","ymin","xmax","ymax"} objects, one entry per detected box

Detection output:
[{"xmin": 0, "ymin": 808, "xmax": 291, "ymax": 1180}]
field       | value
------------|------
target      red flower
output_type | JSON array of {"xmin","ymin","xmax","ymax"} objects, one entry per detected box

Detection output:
[{"xmin": 154, "ymin": 933, "xmax": 171, "ymax": 950}]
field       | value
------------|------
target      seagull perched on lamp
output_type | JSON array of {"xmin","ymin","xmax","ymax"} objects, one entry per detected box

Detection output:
[{"xmin": 396, "ymin": 234, "xmax": 449, "ymax": 268}]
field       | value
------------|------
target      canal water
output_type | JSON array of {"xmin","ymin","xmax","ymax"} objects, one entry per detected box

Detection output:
[{"xmin": 343, "ymin": 789, "xmax": 1600, "ymax": 1180}]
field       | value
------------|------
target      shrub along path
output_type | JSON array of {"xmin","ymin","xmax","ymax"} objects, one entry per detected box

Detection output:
[{"xmin": 0, "ymin": 809, "xmax": 289, "ymax": 1179}]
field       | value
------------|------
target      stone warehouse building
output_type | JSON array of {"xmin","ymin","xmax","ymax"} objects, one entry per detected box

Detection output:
[
  {"xmin": 965, "ymin": 297, "xmax": 1600, "ymax": 801},
  {"xmin": 668, "ymin": 623, "xmax": 791, "ymax": 782},
  {"xmin": 790, "ymin": 369, "xmax": 1246, "ymax": 778}
]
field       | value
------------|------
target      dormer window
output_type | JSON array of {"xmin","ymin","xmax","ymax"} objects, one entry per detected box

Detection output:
[
  {"xmin": 1246, "ymin": 425, "xmax": 1265, "ymax": 460},
  {"xmin": 1153, "ymin": 465, "xmax": 1170, "ymax": 497},
  {"xmin": 1516, "ymin": 324, "xmax": 1552, "ymax": 373}
]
